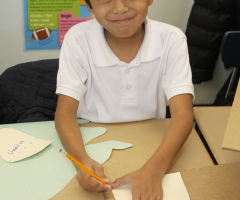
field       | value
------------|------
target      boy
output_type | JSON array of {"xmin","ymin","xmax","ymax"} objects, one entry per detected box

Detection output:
[{"xmin": 55, "ymin": 0, "xmax": 194, "ymax": 199}]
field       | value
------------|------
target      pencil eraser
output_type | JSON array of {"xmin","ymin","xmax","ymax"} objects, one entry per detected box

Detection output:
[{"xmin": 59, "ymin": 149, "xmax": 67, "ymax": 156}]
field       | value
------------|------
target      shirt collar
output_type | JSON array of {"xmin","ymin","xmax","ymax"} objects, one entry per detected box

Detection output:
[{"xmin": 90, "ymin": 17, "xmax": 163, "ymax": 67}]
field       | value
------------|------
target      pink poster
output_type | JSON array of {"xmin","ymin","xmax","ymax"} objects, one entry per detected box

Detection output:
[{"xmin": 59, "ymin": 12, "xmax": 89, "ymax": 46}]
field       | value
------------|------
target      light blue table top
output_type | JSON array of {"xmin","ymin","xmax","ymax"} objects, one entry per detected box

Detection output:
[{"xmin": 0, "ymin": 119, "xmax": 88, "ymax": 200}]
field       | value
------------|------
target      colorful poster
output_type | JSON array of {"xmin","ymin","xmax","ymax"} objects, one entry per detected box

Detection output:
[{"xmin": 24, "ymin": 0, "xmax": 90, "ymax": 50}]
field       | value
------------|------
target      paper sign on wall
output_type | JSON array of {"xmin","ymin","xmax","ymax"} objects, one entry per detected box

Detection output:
[
  {"xmin": 59, "ymin": 12, "xmax": 89, "ymax": 46},
  {"xmin": 0, "ymin": 128, "xmax": 52, "ymax": 162},
  {"xmin": 24, "ymin": 0, "xmax": 91, "ymax": 50}
]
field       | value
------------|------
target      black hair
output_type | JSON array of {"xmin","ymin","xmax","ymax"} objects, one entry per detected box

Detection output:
[{"xmin": 85, "ymin": 0, "xmax": 92, "ymax": 9}]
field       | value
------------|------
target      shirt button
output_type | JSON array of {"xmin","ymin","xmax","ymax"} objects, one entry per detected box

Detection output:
[
  {"xmin": 126, "ymin": 85, "xmax": 131, "ymax": 90},
  {"xmin": 126, "ymin": 69, "xmax": 130, "ymax": 74}
]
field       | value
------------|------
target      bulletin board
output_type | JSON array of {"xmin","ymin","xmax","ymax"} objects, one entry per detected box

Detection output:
[{"xmin": 24, "ymin": 0, "xmax": 91, "ymax": 50}]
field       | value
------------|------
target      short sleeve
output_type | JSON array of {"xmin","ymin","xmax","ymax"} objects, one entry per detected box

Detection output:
[
  {"xmin": 56, "ymin": 36, "xmax": 88, "ymax": 101},
  {"xmin": 162, "ymin": 36, "xmax": 194, "ymax": 101}
]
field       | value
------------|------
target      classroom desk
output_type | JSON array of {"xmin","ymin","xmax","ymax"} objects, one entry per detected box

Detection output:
[
  {"xmin": 51, "ymin": 161, "xmax": 240, "ymax": 200},
  {"xmin": 51, "ymin": 119, "xmax": 214, "ymax": 200},
  {"xmin": 193, "ymin": 106, "xmax": 240, "ymax": 164},
  {"xmin": 181, "ymin": 161, "xmax": 240, "ymax": 200},
  {"xmin": 0, "ymin": 119, "xmax": 213, "ymax": 200}
]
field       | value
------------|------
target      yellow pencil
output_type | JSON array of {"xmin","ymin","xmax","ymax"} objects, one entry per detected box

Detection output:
[{"xmin": 59, "ymin": 149, "xmax": 106, "ymax": 185}]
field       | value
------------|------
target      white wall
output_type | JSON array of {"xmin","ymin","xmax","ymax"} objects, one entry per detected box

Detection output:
[{"xmin": 0, "ymin": 0, "xmax": 232, "ymax": 105}]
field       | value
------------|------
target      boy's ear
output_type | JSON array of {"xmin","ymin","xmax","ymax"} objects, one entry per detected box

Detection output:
[
  {"xmin": 148, "ymin": 0, "xmax": 154, "ymax": 6},
  {"xmin": 86, "ymin": 3, "xmax": 94, "ymax": 14}
]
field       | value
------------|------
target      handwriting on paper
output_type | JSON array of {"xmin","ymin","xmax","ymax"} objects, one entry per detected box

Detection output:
[
  {"xmin": 0, "ymin": 128, "xmax": 52, "ymax": 163},
  {"xmin": 7, "ymin": 141, "xmax": 25, "ymax": 155}
]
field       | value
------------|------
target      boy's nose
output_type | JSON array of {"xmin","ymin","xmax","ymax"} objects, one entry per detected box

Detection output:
[{"xmin": 113, "ymin": 0, "xmax": 129, "ymax": 14}]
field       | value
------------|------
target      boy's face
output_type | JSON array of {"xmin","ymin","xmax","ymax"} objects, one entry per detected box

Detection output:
[{"xmin": 87, "ymin": 0, "xmax": 153, "ymax": 38}]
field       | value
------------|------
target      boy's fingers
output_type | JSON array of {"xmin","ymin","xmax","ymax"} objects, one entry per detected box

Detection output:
[
  {"xmin": 92, "ymin": 181, "xmax": 112, "ymax": 192},
  {"xmin": 102, "ymin": 178, "xmax": 111, "ymax": 184},
  {"xmin": 157, "ymin": 195, "xmax": 163, "ymax": 200},
  {"xmin": 93, "ymin": 165, "xmax": 106, "ymax": 177},
  {"xmin": 91, "ymin": 165, "xmax": 111, "ymax": 184},
  {"xmin": 131, "ymin": 188, "xmax": 141, "ymax": 200},
  {"xmin": 102, "ymin": 184, "xmax": 112, "ymax": 191},
  {"xmin": 111, "ymin": 176, "xmax": 129, "ymax": 188},
  {"xmin": 77, "ymin": 163, "xmax": 112, "ymax": 192},
  {"xmin": 90, "ymin": 176, "xmax": 112, "ymax": 190},
  {"xmin": 83, "ymin": 177, "xmax": 111, "ymax": 192}
]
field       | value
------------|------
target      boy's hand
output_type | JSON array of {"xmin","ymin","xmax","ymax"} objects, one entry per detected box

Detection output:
[
  {"xmin": 76, "ymin": 157, "xmax": 112, "ymax": 192},
  {"xmin": 111, "ymin": 167, "xmax": 163, "ymax": 200}
]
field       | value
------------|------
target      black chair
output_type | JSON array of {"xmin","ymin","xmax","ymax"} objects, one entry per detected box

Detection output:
[
  {"xmin": 221, "ymin": 31, "xmax": 240, "ymax": 99},
  {"xmin": 0, "ymin": 59, "xmax": 59, "ymax": 124}
]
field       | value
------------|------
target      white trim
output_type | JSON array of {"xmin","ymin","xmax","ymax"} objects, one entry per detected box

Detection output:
[
  {"xmin": 33, "ymin": 31, "xmax": 39, "ymax": 40},
  {"xmin": 45, "ymin": 27, "xmax": 50, "ymax": 37}
]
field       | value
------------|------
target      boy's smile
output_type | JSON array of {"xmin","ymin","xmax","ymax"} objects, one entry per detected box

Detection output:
[
  {"xmin": 87, "ymin": 0, "xmax": 153, "ymax": 38},
  {"xmin": 110, "ymin": 17, "xmax": 134, "ymax": 24}
]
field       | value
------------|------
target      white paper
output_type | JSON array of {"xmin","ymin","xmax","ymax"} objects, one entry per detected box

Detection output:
[
  {"xmin": 85, "ymin": 140, "xmax": 133, "ymax": 164},
  {"xmin": 112, "ymin": 172, "xmax": 190, "ymax": 200},
  {"xmin": 0, "ymin": 128, "xmax": 52, "ymax": 162}
]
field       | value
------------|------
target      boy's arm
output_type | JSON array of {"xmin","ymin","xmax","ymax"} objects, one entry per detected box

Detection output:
[
  {"xmin": 112, "ymin": 93, "xmax": 193, "ymax": 199},
  {"xmin": 55, "ymin": 94, "xmax": 88, "ymax": 162},
  {"xmin": 55, "ymin": 94, "xmax": 111, "ymax": 192},
  {"xmin": 143, "ymin": 93, "xmax": 193, "ymax": 175}
]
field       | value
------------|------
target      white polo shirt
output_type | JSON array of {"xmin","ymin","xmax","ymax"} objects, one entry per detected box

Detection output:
[{"xmin": 56, "ymin": 18, "xmax": 194, "ymax": 123}]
